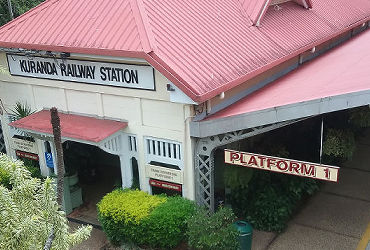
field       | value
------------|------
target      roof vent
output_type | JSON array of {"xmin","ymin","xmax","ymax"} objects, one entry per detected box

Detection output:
[{"xmin": 239, "ymin": 0, "xmax": 312, "ymax": 27}]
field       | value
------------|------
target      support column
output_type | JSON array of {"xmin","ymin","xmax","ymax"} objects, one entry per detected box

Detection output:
[
  {"xmin": 195, "ymin": 149, "xmax": 215, "ymax": 212},
  {"xmin": 119, "ymin": 154, "xmax": 133, "ymax": 189}
]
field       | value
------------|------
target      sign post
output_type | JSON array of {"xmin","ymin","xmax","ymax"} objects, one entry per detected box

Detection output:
[{"xmin": 224, "ymin": 149, "xmax": 339, "ymax": 182}]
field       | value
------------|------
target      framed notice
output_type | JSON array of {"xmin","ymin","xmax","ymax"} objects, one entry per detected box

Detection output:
[
  {"xmin": 145, "ymin": 164, "xmax": 183, "ymax": 184},
  {"xmin": 12, "ymin": 137, "xmax": 38, "ymax": 154}
]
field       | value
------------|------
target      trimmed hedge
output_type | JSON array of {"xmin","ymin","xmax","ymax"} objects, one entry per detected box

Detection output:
[{"xmin": 97, "ymin": 189, "xmax": 196, "ymax": 248}]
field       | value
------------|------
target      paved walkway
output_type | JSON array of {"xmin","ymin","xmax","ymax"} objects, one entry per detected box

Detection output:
[{"xmin": 252, "ymin": 130, "xmax": 370, "ymax": 250}]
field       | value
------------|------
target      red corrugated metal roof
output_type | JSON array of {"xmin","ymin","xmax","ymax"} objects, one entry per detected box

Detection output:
[
  {"xmin": 0, "ymin": 0, "xmax": 369, "ymax": 103},
  {"xmin": 0, "ymin": 0, "xmax": 148, "ymax": 55},
  {"xmin": 9, "ymin": 110, "xmax": 128, "ymax": 143},
  {"xmin": 260, "ymin": 2, "xmax": 335, "ymax": 51},
  {"xmin": 204, "ymin": 29, "xmax": 370, "ymax": 121},
  {"xmin": 238, "ymin": 0, "xmax": 268, "ymax": 24}
]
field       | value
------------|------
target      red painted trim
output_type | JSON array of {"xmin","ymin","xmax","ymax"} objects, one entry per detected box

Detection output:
[{"xmin": 149, "ymin": 179, "xmax": 182, "ymax": 192}]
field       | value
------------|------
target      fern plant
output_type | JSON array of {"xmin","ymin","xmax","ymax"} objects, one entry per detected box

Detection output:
[{"xmin": 0, "ymin": 153, "xmax": 92, "ymax": 250}]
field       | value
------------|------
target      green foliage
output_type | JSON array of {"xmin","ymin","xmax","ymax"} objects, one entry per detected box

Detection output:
[
  {"xmin": 0, "ymin": 153, "xmax": 91, "ymax": 249},
  {"xmin": 245, "ymin": 186, "xmax": 292, "ymax": 232},
  {"xmin": 21, "ymin": 158, "xmax": 43, "ymax": 179},
  {"xmin": 224, "ymin": 165, "xmax": 253, "ymax": 189},
  {"xmin": 187, "ymin": 206, "xmax": 239, "ymax": 250},
  {"xmin": 97, "ymin": 189, "xmax": 167, "ymax": 245},
  {"xmin": 229, "ymin": 171, "xmax": 319, "ymax": 232},
  {"xmin": 0, "ymin": 0, "xmax": 45, "ymax": 26},
  {"xmin": 0, "ymin": 166, "xmax": 10, "ymax": 188},
  {"xmin": 349, "ymin": 107, "xmax": 370, "ymax": 128},
  {"xmin": 323, "ymin": 128, "xmax": 356, "ymax": 160},
  {"xmin": 139, "ymin": 196, "xmax": 196, "ymax": 248},
  {"xmin": 98, "ymin": 190, "xmax": 196, "ymax": 249},
  {"xmin": 11, "ymin": 101, "xmax": 34, "ymax": 120},
  {"xmin": 98, "ymin": 189, "xmax": 167, "ymax": 225}
]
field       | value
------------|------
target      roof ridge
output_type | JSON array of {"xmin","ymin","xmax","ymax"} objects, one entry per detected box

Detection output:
[
  {"xmin": 129, "ymin": 0, "xmax": 156, "ymax": 53},
  {"xmin": 0, "ymin": 0, "xmax": 60, "ymax": 36},
  {"xmin": 236, "ymin": 0, "xmax": 254, "ymax": 25}
]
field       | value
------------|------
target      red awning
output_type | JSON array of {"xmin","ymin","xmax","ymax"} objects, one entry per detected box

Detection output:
[{"xmin": 9, "ymin": 110, "xmax": 127, "ymax": 143}]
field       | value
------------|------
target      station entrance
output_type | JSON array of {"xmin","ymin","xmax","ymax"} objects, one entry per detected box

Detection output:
[{"xmin": 64, "ymin": 141, "xmax": 121, "ymax": 225}]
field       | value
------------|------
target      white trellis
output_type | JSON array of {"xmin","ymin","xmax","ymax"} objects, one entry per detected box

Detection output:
[{"xmin": 194, "ymin": 119, "xmax": 303, "ymax": 212}]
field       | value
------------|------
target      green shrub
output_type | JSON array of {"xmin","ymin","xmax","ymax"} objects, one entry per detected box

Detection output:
[
  {"xmin": 229, "ymin": 171, "xmax": 319, "ymax": 232},
  {"xmin": 139, "ymin": 196, "xmax": 196, "ymax": 248},
  {"xmin": 245, "ymin": 186, "xmax": 292, "ymax": 232},
  {"xmin": 98, "ymin": 190, "xmax": 196, "ymax": 248},
  {"xmin": 0, "ymin": 167, "xmax": 11, "ymax": 189},
  {"xmin": 187, "ymin": 207, "xmax": 239, "ymax": 250},
  {"xmin": 97, "ymin": 189, "xmax": 167, "ymax": 245}
]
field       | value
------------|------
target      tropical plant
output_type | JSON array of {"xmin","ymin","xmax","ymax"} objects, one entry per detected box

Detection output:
[
  {"xmin": 0, "ymin": 153, "xmax": 92, "ymax": 249},
  {"xmin": 10, "ymin": 101, "xmax": 34, "ymax": 120}
]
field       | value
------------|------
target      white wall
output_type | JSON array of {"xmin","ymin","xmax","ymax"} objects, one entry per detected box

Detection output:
[{"xmin": 0, "ymin": 53, "xmax": 195, "ymax": 200}]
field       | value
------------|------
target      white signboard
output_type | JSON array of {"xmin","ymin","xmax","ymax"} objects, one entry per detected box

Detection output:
[
  {"xmin": 225, "ymin": 149, "xmax": 339, "ymax": 182},
  {"xmin": 146, "ymin": 164, "xmax": 183, "ymax": 184},
  {"xmin": 7, "ymin": 54, "xmax": 155, "ymax": 90},
  {"xmin": 12, "ymin": 137, "xmax": 38, "ymax": 154}
]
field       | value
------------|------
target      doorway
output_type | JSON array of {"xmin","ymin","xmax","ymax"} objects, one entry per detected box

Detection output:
[{"xmin": 63, "ymin": 141, "xmax": 121, "ymax": 225}]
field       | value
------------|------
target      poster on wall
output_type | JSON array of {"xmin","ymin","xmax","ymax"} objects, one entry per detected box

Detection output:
[
  {"xmin": 7, "ymin": 54, "xmax": 155, "ymax": 90},
  {"xmin": 225, "ymin": 149, "xmax": 339, "ymax": 182}
]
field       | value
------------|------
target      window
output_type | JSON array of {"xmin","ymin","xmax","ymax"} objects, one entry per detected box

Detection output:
[{"xmin": 145, "ymin": 137, "xmax": 183, "ymax": 170}]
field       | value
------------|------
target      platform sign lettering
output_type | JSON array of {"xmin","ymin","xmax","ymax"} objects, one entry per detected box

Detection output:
[
  {"xmin": 225, "ymin": 149, "xmax": 339, "ymax": 182},
  {"xmin": 7, "ymin": 54, "xmax": 155, "ymax": 90},
  {"xmin": 45, "ymin": 152, "xmax": 54, "ymax": 168}
]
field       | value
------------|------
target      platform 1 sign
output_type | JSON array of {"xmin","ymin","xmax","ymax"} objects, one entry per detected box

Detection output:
[{"xmin": 225, "ymin": 149, "xmax": 339, "ymax": 182}]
